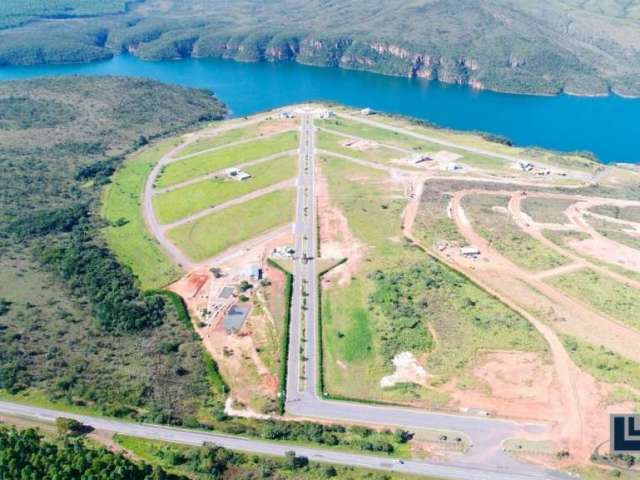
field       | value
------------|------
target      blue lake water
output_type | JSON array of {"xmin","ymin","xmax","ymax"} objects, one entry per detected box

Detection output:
[{"xmin": 1, "ymin": 54, "xmax": 639, "ymax": 164}]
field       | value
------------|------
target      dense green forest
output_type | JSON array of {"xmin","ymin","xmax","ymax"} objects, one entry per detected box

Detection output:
[
  {"xmin": 2, "ymin": 0, "xmax": 640, "ymax": 95},
  {"xmin": 0, "ymin": 427, "xmax": 185, "ymax": 479},
  {"xmin": 0, "ymin": 76, "xmax": 225, "ymax": 422}
]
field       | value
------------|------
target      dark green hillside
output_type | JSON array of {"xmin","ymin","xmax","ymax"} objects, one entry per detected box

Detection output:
[
  {"xmin": 0, "ymin": 76, "xmax": 224, "ymax": 422},
  {"xmin": 2, "ymin": 0, "xmax": 640, "ymax": 95}
]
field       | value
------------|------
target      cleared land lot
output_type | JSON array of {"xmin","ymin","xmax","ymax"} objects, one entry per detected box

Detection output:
[
  {"xmin": 101, "ymin": 138, "xmax": 182, "ymax": 290},
  {"xmin": 521, "ymin": 197, "xmax": 576, "ymax": 224},
  {"xmin": 153, "ymin": 153, "xmax": 297, "ymax": 224},
  {"xmin": 167, "ymin": 188, "xmax": 295, "ymax": 262},
  {"xmin": 319, "ymin": 156, "xmax": 547, "ymax": 406},
  {"xmin": 317, "ymin": 130, "xmax": 400, "ymax": 165},
  {"xmin": 156, "ymin": 131, "xmax": 298, "ymax": 188},
  {"xmin": 547, "ymin": 269, "xmax": 640, "ymax": 332},
  {"xmin": 462, "ymin": 194, "xmax": 569, "ymax": 272},
  {"xmin": 178, "ymin": 119, "xmax": 297, "ymax": 157}
]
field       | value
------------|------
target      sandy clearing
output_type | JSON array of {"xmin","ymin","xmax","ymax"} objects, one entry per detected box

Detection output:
[{"xmin": 317, "ymin": 165, "xmax": 366, "ymax": 287}]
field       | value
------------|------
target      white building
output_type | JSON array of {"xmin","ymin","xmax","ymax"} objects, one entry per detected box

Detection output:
[
  {"xmin": 226, "ymin": 168, "xmax": 251, "ymax": 181},
  {"xmin": 360, "ymin": 108, "xmax": 372, "ymax": 115},
  {"xmin": 461, "ymin": 245, "xmax": 481, "ymax": 257}
]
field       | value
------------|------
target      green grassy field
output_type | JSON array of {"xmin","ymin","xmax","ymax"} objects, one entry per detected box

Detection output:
[
  {"xmin": 178, "ymin": 120, "xmax": 297, "ymax": 157},
  {"xmin": 156, "ymin": 131, "xmax": 298, "ymax": 188},
  {"xmin": 316, "ymin": 129, "xmax": 401, "ymax": 165},
  {"xmin": 462, "ymin": 195, "xmax": 570, "ymax": 272},
  {"xmin": 317, "ymin": 117, "xmax": 439, "ymax": 152},
  {"xmin": 521, "ymin": 197, "xmax": 576, "ymax": 224},
  {"xmin": 167, "ymin": 188, "xmax": 296, "ymax": 262},
  {"xmin": 319, "ymin": 156, "xmax": 547, "ymax": 406},
  {"xmin": 153, "ymin": 153, "xmax": 296, "ymax": 224},
  {"xmin": 101, "ymin": 139, "xmax": 182, "ymax": 290},
  {"xmin": 547, "ymin": 269, "xmax": 640, "ymax": 332}
]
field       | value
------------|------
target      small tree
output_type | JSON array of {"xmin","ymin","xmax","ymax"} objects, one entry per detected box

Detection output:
[{"xmin": 55, "ymin": 417, "xmax": 86, "ymax": 436}]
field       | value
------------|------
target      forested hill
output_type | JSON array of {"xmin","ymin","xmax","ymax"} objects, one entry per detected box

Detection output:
[
  {"xmin": 2, "ymin": 0, "xmax": 640, "ymax": 96},
  {"xmin": 0, "ymin": 76, "xmax": 224, "ymax": 423}
]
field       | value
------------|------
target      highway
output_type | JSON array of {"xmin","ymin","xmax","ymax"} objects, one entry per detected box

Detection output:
[{"xmin": 284, "ymin": 111, "xmax": 571, "ymax": 480}]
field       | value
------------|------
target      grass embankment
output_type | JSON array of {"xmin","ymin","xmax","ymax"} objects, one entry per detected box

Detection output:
[
  {"xmin": 547, "ymin": 269, "xmax": 640, "ymax": 332},
  {"xmin": 319, "ymin": 155, "xmax": 547, "ymax": 406},
  {"xmin": 153, "ymin": 154, "xmax": 297, "ymax": 224},
  {"xmin": 462, "ymin": 194, "xmax": 569, "ymax": 272},
  {"xmin": 156, "ymin": 131, "xmax": 298, "ymax": 188},
  {"xmin": 167, "ymin": 188, "xmax": 296, "ymax": 262},
  {"xmin": 316, "ymin": 129, "xmax": 399, "ymax": 165},
  {"xmin": 101, "ymin": 138, "xmax": 181, "ymax": 290},
  {"xmin": 267, "ymin": 259, "xmax": 293, "ymax": 415},
  {"xmin": 178, "ymin": 120, "xmax": 294, "ymax": 157},
  {"xmin": 520, "ymin": 197, "xmax": 576, "ymax": 224}
]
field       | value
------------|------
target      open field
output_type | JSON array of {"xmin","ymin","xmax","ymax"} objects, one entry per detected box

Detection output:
[
  {"xmin": 317, "ymin": 117, "xmax": 439, "ymax": 152},
  {"xmin": 167, "ymin": 188, "xmax": 295, "ymax": 262},
  {"xmin": 520, "ymin": 197, "xmax": 576, "ymax": 224},
  {"xmin": 319, "ymin": 155, "xmax": 547, "ymax": 408},
  {"xmin": 584, "ymin": 215, "xmax": 640, "ymax": 251},
  {"xmin": 589, "ymin": 204, "xmax": 640, "ymax": 223},
  {"xmin": 156, "ymin": 131, "xmax": 298, "ymax": 188},
  {"xmin": 547, "ymin": 269, "xmax": 640, "ymax": 332},
  {"xmin": 317, "ymin": 129, "xmax": 400, "ymax": 165},
  {"xmin": 462, "ymin": 194, "xmax": 570, "ymax": 271},
  {"xmin": 178, "ymin": 118, "xmax": 298, "ymax": 157},
  {"xmin": 153, "ymin": 153, "xmax": 297, "ymax": 224},
  {"xmin": 101, "ymin": 138, "xmax": 182, "ymax": 290}
]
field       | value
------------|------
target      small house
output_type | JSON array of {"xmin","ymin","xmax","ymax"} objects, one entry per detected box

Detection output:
[{"xmin": 360, "ymin": 108, "xmax": 372, "ymax": 115}]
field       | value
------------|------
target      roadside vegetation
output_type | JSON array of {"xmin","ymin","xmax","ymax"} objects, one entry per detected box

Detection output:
[
  {"xmin": 115, "ymin": 434, "xmax": 427, "ymax": 480},
  {"xmin": 156, "ymin": 131, "xmax": 298, "ymax": 188},
  {"xmin": 547, "ymin": 269, "xmax": 640, "ymax": 332},
  {"xmin": 167, "ymin": 188, "xmax": 296, "ymax": 262},
  {"xmin": 320, "ymin": 156, "xmax": 547, "ymax": 406},
  {"xmin": 462, "ymin": 194, "xmax": 570, "ymax": 272},
  {"xmin": 153, "ymin": 153, "xmax": 296, "ymax": 224}
]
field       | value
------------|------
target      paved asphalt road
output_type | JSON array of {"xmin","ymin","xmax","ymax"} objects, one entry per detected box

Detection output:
[
  {"xmin": 0, "ymin": 401, "xmax": 567, "ymax": 480},
  {"xmin": 284, "ymin": 111, "xmax": 571, "ymax": 480}
]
